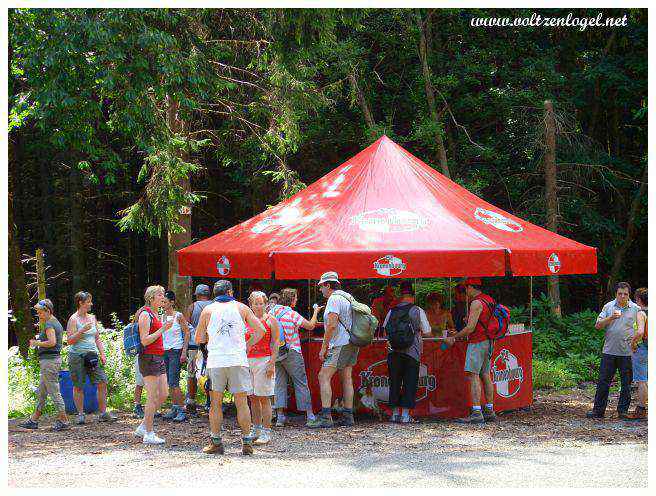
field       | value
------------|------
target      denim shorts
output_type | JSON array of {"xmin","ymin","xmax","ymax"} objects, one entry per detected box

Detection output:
[
  {"xmin": 464, "ymin": 340, "xmax": 492, "ymax": 375},
  {"xmin": 632, "ymin": 344, "xmax": 648, "ymax": 382},
  {"xmin": 164, "ymin": 348, "xmax": 183, "ymax": 388}
]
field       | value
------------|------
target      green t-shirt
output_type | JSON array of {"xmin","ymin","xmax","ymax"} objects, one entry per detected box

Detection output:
[{"xmin": 38, "ymin": 317, "xmax": 64, "ymax": 358}]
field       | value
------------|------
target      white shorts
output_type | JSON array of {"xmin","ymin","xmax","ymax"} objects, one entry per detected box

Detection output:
[{"xmin": 248, "ymin": 356, "xmax": 275, "ymax": 397}]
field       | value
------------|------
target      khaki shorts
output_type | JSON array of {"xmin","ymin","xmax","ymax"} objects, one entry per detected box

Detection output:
[
  {"xmin": 248, "ymin": 356, "xmax": 275, "ymax": 397},
  {"xmin": 323, "ymin": 343, "xmax": 359, "ymax": 370},
  {"xmin": 68, "ymin": 352, "xmax": 108, "ymax": 389},
  {"xmin": 208, "ymin": 366, "xmax": 252, "ymax": 395},
  {"xmin": 464, "ymin": 340, "xmax": 493, "ymax": 375}
]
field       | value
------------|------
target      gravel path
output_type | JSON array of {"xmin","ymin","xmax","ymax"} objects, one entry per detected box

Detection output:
[{"xmin": 8, "ymin": 389, "xmax": 648, "ymax": 487}]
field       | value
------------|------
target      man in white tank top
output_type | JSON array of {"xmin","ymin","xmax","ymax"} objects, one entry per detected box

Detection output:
[{"xmin": 195, "ymin": 280, "xmax": 266, "ymax": 456}]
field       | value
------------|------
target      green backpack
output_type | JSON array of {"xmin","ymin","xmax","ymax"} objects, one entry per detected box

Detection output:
[{"xmin": 332, "ymin": 290, "xmax": 378, "ymax": 347}]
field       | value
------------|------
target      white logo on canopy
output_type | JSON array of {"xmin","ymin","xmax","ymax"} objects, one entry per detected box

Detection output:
[
  {"xmin": 373, "ymin": 255, "xmax": 407, "ymax": 276},
  {"xmin": 547, "ymin": 253, "xmax": 561, "ymax": 273},
  {"xmin": 216, "ymin": 256, "xmax": 231, "ymax": 276},
  {"xmin": 352, "ymin": 208, "xmax": 429, "ymax": 233},
  {"xmin": 474, "ymin": 208, "xmax": 523, "ymax": 233}
]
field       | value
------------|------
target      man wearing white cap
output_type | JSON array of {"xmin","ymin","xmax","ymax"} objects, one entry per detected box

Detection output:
[{"xmin": 308, "ymin": 272, "xmax": 359, "ymax": 428}]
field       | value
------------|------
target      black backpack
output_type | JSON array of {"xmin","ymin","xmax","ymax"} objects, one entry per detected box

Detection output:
[{"xmin": 385, "ymin": 304, "xmax": 416, "ymax": 351}]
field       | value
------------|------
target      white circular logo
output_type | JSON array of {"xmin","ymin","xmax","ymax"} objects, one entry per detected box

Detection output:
[
  {"xmin": 547, "ymin": 253, "xmax": 561, "ymax": 273},
  {"xmin": 373, "ymin": 255, "xmax": 407, "ymax": 276},
  {"xmin": 216, "ymin": 256, "xmax": 231, "ymax": 276},
  {"xmin": 351, "ymin": 208, "xmax": 429, "ymax": 233},
  {"xmin": 492, "ymin": 349, "xmax": 524, "ymax": 398},
  {"xmin": 474, "ymin": 208, "xmax": 523, "ymax": 233}
]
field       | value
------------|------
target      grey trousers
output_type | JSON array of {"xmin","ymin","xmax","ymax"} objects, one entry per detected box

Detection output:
[
  {"xmin": 274, "ymin": 349, "xmax": 313, "ymax": 411},
  {"xmin": 36, "ymin": 357, "xmax": 66, "ymax": 413}
]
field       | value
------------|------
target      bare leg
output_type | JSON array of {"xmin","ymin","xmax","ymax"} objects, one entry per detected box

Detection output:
[
  {"xmin": 319, "ymin": 366, "xmax": 337, "ymax": 409},
  {"xmin": 172, "ymin": 387, "xmax": 184, "ymax": 407},
  {"xmin": 134, "ymin": 385, "xmax": 143, "ymax": 405},
  {"xmin": 73, "ymin": 386, "xmax": 84, "ymax": 414},
  {"xmin": 637, "ymin": 382, "xmax": 648, "ymax": 408},
  {"xmin": 208, "ymin": 390, "xmax": 223, "ymax": 437},
  {"xmin": 187, "ymin": 376, "xmax": 197, "ymax": 402},
  {"xmin": 480, "ymin": 372, "xmax": 494, "ymax": 406},
  {"xmin": 249, "ymin": 396, "xmax": 262, "ymax": 426},
  {"xmin": 97, "ymin": 382, "xmax": 108, "ymax": 413},
  {"xmin": 142, "ymin": 376, "xmax": 163, "ymax": 432},
  {"xmin": 158, "ymin": 375, "xmax": 169, "ymax": 410},
  {"xmin": 260, "ymin": 397, "xmax": 272, "ymax": 429},
  {"xmin": 339, "ymin": 367, "xmax": 354, "ymax": 409},
  {"xmin": 234, "ymin": 392, "xmax": 252, "ymax": 436},
  {"xmin": 467, "ymin": 372, "xmax": 481, "ymax": 407}
]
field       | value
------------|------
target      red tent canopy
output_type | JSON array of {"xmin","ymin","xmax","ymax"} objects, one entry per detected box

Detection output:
[{"xmin": 178, "ymin": 136, "xmax": 597, "ymax": 279}]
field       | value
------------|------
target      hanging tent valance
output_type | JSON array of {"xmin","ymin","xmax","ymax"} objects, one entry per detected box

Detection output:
[{"xmin": 178, "ymin": 136, "xmax": 596, "ymax": 279}]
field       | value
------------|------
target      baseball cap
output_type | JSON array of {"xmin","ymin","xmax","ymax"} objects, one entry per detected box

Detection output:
[
  {"xmin": 34, "ymin": 299, "xmax": 53, "ymax": 312},
  {"xmin": 164, "ymin": 290, "xmax": 176, "ymax": 301},
  {"xmin": 464, "ymin": 277, "xmax": 483, "ymax": 287},
  {"xmin": 317, "ymin": 271, "xmax": 340, "ymax": 285},
  {"xmin": 194, "ymin": 284, "xmax": 211, "ymax": 296}
]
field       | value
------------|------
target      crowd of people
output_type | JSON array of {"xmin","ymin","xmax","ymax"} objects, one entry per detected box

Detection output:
[{"xmin": 17, "ymin": 273, "xmax": 648, "ymax": 455}]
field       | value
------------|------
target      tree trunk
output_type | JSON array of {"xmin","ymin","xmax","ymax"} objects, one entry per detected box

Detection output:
[
  {"xmin": 8, "ymin": 139, "xmax": 34, "ymax": 357},
  {"xmin": 607, "ymin": 165, "xmax": 648, "ymax": 296},
  {"xmin": 165, "ymin": 95, "xmax": 192, "ymax": 311},
  {"xmin": 544, "ymin": 100, "xmax": 561, "ymax": 316},
  {"xmin": 348, "ymin": 71, "xmax": 376, "ymax": 132},
  {"xmin": 415, "ymin": 11, "xmax": 450, "ymax": 178}
]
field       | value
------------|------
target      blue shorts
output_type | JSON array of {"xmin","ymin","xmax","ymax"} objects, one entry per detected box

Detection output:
[
  {"xmin": 163, "ymin": 348, "xmax": 183, "ymax": 388},
  {"xmin": 632, "ymin": 345, "xmax": 648, "ymax": 382}
]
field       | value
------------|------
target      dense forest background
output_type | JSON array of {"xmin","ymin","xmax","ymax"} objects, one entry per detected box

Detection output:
[{"xmin": 8, "ymin": 9, "xmax": 647, "ymax": 351}]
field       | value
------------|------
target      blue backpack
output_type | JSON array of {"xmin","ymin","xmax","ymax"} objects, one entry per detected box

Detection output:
[{"xmin": 123, "ymin": 308, "xmax": 155, "ymax": 357}]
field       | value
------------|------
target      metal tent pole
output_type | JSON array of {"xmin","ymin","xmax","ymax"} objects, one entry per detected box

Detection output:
[
  {"xmin": 529, "ymin": 276, "xmax": 533, "ymax": 331},
  {"xmin": 448, "ymin": 277, "xmax": 452, "ymax": 311}
]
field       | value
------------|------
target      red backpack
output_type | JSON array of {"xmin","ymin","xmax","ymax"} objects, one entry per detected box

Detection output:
[{"xmin": 479, "ymin": 296, "xmax": 511, "ymax": 340}]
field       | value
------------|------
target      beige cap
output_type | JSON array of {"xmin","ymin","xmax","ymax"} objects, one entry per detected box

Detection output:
[{"xmin": 318, "ymin": 271, "xmax": 340, "ymax": 285}]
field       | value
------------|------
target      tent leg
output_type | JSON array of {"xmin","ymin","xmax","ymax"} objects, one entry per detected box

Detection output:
[
  {"xmin": 448, "ymin": 277, "xmax": 452, "ymax": 311},
  {"xmin": 529, "ymin": 276, "xmax": 533, "ymax": 331}
]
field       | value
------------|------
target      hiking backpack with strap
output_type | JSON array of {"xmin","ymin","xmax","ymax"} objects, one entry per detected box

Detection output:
[
  {"xmin": 122, "ymin": 308, "xmax": 155, "ymax": 357},
  {"xmin": 332, "ymin": 290, "xmax": 378, "ymax": 347},
  {"xmin": 477, "ymin": 295, "xmax": 511, "ymax": 341},
  {"xmin": 384, "ymin": 304, "xmax": 416, "ymax": 351}
]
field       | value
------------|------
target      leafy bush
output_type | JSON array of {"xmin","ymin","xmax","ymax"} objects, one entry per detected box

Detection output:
[
  {"xmin": 532, "ymin": 358, "xmax": 577, "ymax": 389},
  {"xmin": 511, "ymin": 294, "xmax": 602, "ymax": 387}
]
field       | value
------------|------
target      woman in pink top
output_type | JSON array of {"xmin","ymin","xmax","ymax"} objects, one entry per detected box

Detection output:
[{"xmin": 245, "ymin": 291, "xmax": 279, "ymax": 445}]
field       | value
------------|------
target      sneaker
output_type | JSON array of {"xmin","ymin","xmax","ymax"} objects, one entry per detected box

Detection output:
[
  {"xmin": 336, "ymin": 411, "xmax": 355, "ymax": 427},
  {"xmin": 76, "ymin": 413, "xmax": 86, "ymax": 425},
  {"xmin": 482, "ymin": 407, "xmax": 497, "ymax": 422},
  {"xmin": 275, "ymin": 415, "xmax": 286, "ymax": 427},
  {"xmin": 203, "ymin": 438, "xmax": 225, "ymax": 455},
  {"xmin": 249, "ymin": 426, "xmax": 260, "ymax": 441},
  {"xmin": 172, "ymin": 409, "xmax": 187, "ymax": 422},
  {"xmin": 98, "ymin": 411, "xmax": 117, "ymax": 422},
  {"xmin": 162, "ymin": 407, "xmax": 178, "ymax": 420},
  {"xmin": 617, "ymin": 411, "xmax": 631, "ymax": 420},
  {"xmin": 18, "ymin": 419, "xmax": 38, "ymax": 430},
  {"xmin": 134, "ymin": 423, "xmax": 147, "ymax": 437},
  {"xmin": 154, "ymin": 411, "xmax": 163, "ymax": 418},
  {"xmin": 390, "ymin": 414, "xmax": 400, "ymax": 423},
  {"xmin": 456, "ymin": 409, "xmax": 485, "ymax": 424},
  {"xmin": 307, "ymin": 415, "xmax": 334, "ymax": 428},
  {"xmin": 133, "ymin": 404, "xmax": 145, "ymax": 419},
  {"xmin": 143, "ymin": 431, "xmax": 165, "ymax": 445},
  {"xmin": 52, "ymin": 420, "xmax": 70, "ymax": 431},
  {"xmin": 586, "ymin": 410, "xmax": 605, "ymax": 419},
  {"xmin": 241, "ymin": 435, "xmax": 255, "ymax": 455},
  {"xmin": 254, "ymin": 428, "xmax": 271, "ymax": 445},
  {"xmin": 400, "ymin": 415, "xmax": 417, "ymax": 424}
]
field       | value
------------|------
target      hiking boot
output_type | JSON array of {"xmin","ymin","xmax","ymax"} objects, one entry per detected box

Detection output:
[
  {"xmin": 154, "ymin": 411, "xmax": 163, "ymax": 418},
  {"xmin": 390, "ymin": 414, "xmax": 400, "ymax": 423},
  {"xmin": 617, "ymin": 411, "xmax": 631, "ymax": 420},
  {"xmin": 241, "ymin": 435, "xmax": 255, "ymax": 455},
  {"xmin": 162, "ymin": 407, "xmax": 178, "ymax": 420},
  {"xmin": 172, "ymin": 409, "xmax": 187, "ymax": 422},
  {"xmin": 185, "ymin": 402, "xmax": 197, "ymax": 415},
  {"xmin": 76, "ymin": 413, "xmax": 86, "ymax": 425},
  {"xmin": 336, "ymin": 411, "xmax": 355, "ymax": 427},
  {"xmin": 98, "ymin": 411, "xmax": 117, "ymax": 422},
  {"xmin": 275, "ymin": 414, "xmax": 286, "ymax": 427},
  {"xmin": 203, "ymin": 438, "xmax": 225, "ymax": 455},
  {"xmin": 456, "ymin": 409, "xmax": 485, "ymax": 424},
  {"xmin": 307, "ymin": 414, "xmax": 334, "ymax": 428},
  {"xmin": 18, "ymin": 419, "xmax": 38, "ymax": 430},
  {"xmin": 586, "ymin": 410, "xmax": 604, "ymax": 419},
  {"xmin": 52, "ymin": 420, "xmax": 70, "ymax": 431},
  {"xmin": 400, "ymin": 415, "xmax": 417, "ymax": 424},
  {"xmin": 483, "ymin": 406, "xmax": 497, "ymax": 422},
  {"xmin": 625, "ymin": 406, "xmax": 647, "ymax": 420},
  {"xmin": 133, "ymin": 404, "xmax": 145, "ymax": 419}
]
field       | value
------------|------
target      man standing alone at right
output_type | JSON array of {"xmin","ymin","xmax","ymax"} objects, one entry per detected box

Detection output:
[{"xmin": 587, "ymin": 282, "xmax": 639, "ymax": 419}]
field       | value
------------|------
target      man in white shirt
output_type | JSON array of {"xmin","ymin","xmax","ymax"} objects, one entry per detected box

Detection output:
[
  {"xmin": 308, "ymin": 272, "xmax": 359, "ymax": 428},
  {"xmin": 194, "ymin": 280, "xmax": 266, "ymax": 455}
]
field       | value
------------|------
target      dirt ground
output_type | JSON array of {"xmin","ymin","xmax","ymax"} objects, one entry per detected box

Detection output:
[{"xmin": 8, "ymin": 387, "xmax": 648, "ymax": 487}]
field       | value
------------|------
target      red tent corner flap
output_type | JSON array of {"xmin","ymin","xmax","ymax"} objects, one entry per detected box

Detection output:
[
  {"xmin": 509, "ymin": 247, "xmax": 597, "ymax": 276},
  {"xmin": 177, "ymin": 248, "xmax": 273, "ymax": 279}
]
